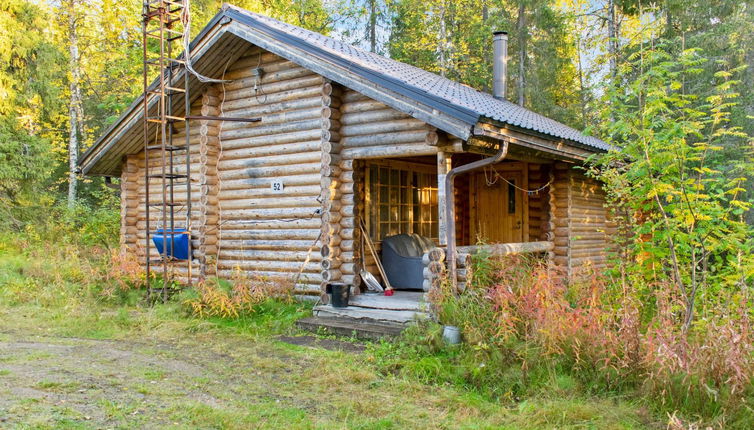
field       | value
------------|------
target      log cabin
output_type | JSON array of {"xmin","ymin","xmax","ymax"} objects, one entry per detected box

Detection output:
[{"xmin": 79, "ymin": 4, "xmax": 615, "ymax": 324}]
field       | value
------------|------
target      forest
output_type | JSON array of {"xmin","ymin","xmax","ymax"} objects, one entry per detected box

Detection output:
[{"xmin": 1, "ymin": 0, "xmax": 753, "ymax": 428}]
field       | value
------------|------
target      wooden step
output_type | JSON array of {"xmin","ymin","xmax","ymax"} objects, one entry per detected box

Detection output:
[
  {"xmin": 296, "ymin": 316, "xmax": 405, "ymax": 340},
  {"xmin": 313, "ymin": 304, "xmax": 427, "ymax": 324}
]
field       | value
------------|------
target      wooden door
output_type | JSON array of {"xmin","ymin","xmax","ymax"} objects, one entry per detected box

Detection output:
[{"xmin": 471, "ymin": 172, "xmax": 524, "ymax": 243}]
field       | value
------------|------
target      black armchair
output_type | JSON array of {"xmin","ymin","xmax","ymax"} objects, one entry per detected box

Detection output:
[{"xmin": 381, "ymin": 234, "xmax": 436, "ymax": 290}]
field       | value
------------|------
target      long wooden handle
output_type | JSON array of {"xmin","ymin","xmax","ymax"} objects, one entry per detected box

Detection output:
[{"xmin": 360, "ymin": 220, "xmax": 393, "ymax": 290}]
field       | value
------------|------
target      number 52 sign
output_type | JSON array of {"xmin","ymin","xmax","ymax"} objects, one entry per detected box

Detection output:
[{"xmin": 271, "ymin": 180, "xmax": 284, "ymax": 193}]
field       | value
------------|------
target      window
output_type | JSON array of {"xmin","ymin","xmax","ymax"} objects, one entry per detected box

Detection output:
[
  {"xmin": 366, "ymin": 161, "xmax": 438, "ymax": 242},
  {"xmin": 508, "ymin": 180, "xmax": 516, "ymax": 214}
]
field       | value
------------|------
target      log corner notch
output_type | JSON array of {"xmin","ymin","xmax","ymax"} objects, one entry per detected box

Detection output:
[
  {"xmin": 197, "ymin": 87, "xmax": 221, "ymax": 280},
  {"xmin": 319, "ymin": 80, "xmax": 365, "ymax": 299}
]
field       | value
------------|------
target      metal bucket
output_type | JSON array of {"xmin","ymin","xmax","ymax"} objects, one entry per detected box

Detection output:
[
  {"xmin": 442, "ymin": 325, "xmax": 462, "ymax": 345},
  {"xmin": 326, "ymin": 283, "xmax": 351, "ymax": 308}
]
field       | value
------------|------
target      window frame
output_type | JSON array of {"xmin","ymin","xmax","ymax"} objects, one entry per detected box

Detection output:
[{"xmin": 364, "ymin": 160, "xmax": 438, "ymax": 243}]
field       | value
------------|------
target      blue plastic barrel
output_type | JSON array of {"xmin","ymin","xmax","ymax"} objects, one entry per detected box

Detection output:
[{"xmin": 152, "ymin": 229, "xmax": 190, "ymax": 260}]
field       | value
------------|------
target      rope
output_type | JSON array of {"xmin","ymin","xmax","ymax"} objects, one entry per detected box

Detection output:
[
  {"xmin": 483, "ymin": 165, "xmax": 551, "ymax": 195},
  {"xmin": 292, "ymin": 231, "xmax": 322, "ymax": 288}
]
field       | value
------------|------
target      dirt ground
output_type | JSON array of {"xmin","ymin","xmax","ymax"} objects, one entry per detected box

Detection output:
[
  {"xmin": 0, "ymin": 329, "xmax": 380, "ymax": 429},
  {"xmin": 2, "ymin": 324, "xmax": 529, "ymax": 430}
]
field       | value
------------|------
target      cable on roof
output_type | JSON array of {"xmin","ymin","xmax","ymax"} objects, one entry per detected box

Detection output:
[{"xmin": 181, "ymin": 0, "xmax": 231, "ymax": 84}]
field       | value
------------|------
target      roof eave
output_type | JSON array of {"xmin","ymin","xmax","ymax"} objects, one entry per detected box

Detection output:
[{"xmin": 473, "ymin": 121, "xmax": 605, "ymax": 162}]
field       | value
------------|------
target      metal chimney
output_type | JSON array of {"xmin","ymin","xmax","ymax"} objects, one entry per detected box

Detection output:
[{"xmin": 493, "ymin": 31, "xmax": 508, "ymax": 100}]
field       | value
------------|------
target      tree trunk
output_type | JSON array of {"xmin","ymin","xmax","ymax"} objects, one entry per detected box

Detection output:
[
  {"xmin": 437, "ymin": 2, "xmax": 447, "ymax": 77},
  {"xmin": 607, "ymin": 0, "xmax": 617, "ymax": 81},
  {"xmin": 576, "ymin": 36, "xmax": 588, "ymax": 128},
  {"xmin": 516, "ymin": 1, "xmax": 526, "ymax": 106},
  {"xmin": 368, "ymin": 0, "xmax": 377, "ymax": 52},
  {"xmin": 67, "ymin": 0, "xmax": 82, "ymax": 209}
]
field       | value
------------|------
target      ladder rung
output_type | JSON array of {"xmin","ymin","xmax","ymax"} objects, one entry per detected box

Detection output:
[
  {"xmin": 149, "ymin": 230, "xmax": 189, "ymax": 235},
  {"xmin": 146, "ymin": 144, "xmax": 188, "ymax": 151},
  {"xmin": 147, "ymin": 202, "xmax": 184, "ymax": 207},
  {"xmin": 145, "ymin": 58, "xmax": 185, "ymax": 67},
  {"xmin": 146, "ymin": 27, "xmax": 183, "ymax": 37},
  {"xmin": 144, "ymin": 9, "xmax": 182, "ymax": 20},
  {"xmin": 147, "ymin": 86, "xmax": 185, "ymax": 94},
  {"xmin": 147, "ymin": 173, "xmax": 188, "ymax": 179},
  {"xmin": 148, "ymin": 258, "xmax": 186, "ymax": 265},
  {"xmin": 146, "ymin": 115, "xmax": 185, "ymax": 122},
  {"xmin": 147, "ymin": 89, "xmax": 186, "ymax": 97}
]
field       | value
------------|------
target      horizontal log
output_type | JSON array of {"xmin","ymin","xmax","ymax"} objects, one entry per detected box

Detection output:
[
  {"xmin": 219, "ymin": 174, "xmax": 320, "ymax": 190},
  {"xmin": 224, "ymin": 66, "xmax": 314, "ymax": 92},
  {"xmin": 457, "ymin": 241, "xmax": 554, "ymax": 256},
  {"xmin": 341, "ymin": 130, "xmax": 428, "ymax": 148},
  {"xmin": 219, "ymin": 207, "xmax": 320, "ymax": 220},
  {"xmin": 339, "ymin": 99, "xmax": 386, "ymax": 113},
  {"xmin": 341, "ymin": 144, "xmax": 437, "ymax": 159},
  {"xmin": 218, "ymin": 162, "xmax": 320, "ymax": 180},
  {"xmin": 220, "ymin": 140, "xmax": 320, "ymax": 160},
  {"xmin": 218, "ymin": 219, "xmax": 320, "ymax": 230},
  {"xmin": 222, "ymin": 86, "xmax": 322, "ymax": 114},
  {"xmin": 223, "ymin": 76, "xmax": 325, "ymax": 102},
  {"xmin": 340, "ymin": 119, "xmax": 428, "ymax": 137},
  {"xmin": 321, "ymin": 269, "xmax": 342, "ymax": 282},
  {"xmin": 220, "ymin": 119, "xmax": 322, "ymax": 142},
  {"xmin": 320, "ymin": 258, "xmax": 340, "ymax": 270},
  {"xmin": 340, "ymin": 108, "xmax": 410, "ymax": 126},
  {"xmin": 214, "ymin": 239, "xmax": 318, "ymax": 251},
  {"xmin": 216, "ymin": 229, "xmax": 321, "ymax": 241}
]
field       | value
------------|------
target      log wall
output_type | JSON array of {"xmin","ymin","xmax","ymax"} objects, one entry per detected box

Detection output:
[
  {"xmin": 117, "ymin": 43, "xmax": 613, "ymax": 295},
  {"xmin": 547, "ymin": 162, "xmax": 613, "ymax": 276},
  {"xmin": 214, "ymin": 47, "xmax": 324, "ymax": 294}
]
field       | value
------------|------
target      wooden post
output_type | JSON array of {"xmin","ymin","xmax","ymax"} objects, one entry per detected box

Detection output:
[{"xmin": 436, "ymin": 151, "xmax": 452, "ymax": 246}]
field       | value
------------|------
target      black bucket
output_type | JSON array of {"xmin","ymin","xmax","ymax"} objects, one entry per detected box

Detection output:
[{"xmin": 326, "ymin": 283, "xmax": 351, "ymax": 308}]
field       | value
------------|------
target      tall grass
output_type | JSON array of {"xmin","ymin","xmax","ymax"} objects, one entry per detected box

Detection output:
[{"xmin": 375, "ymin": 253, "xmax": 754, "ymax": 428}]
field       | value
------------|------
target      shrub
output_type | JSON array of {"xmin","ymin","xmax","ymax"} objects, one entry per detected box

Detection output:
[
  {"xmin": 182, "ymin": 268, "xmax": 294, "ymax": 319},
  {"xmin": 420, "ymin": 253, "xmax": 754, "ymax": 424}
]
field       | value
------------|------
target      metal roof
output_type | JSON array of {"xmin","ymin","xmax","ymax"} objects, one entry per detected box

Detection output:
[
  {"xmin": 80, "ymin": 4, "xmax": 608, "ymax": 176},
  {"xmin": 224, "ymin": 5, "xmax": 609, "ymax": 151}
]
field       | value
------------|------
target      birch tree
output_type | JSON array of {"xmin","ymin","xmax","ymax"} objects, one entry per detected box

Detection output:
[{"xmin": 65, "ymin": 0, "xmax": 83, "ymax": 208}]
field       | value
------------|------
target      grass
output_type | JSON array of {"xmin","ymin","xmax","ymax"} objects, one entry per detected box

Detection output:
[{"xmin": 0, "ymin": 236, "xmax": 663, "ymax": 429}]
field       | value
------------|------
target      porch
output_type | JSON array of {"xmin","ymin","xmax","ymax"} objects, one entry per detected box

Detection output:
[{"xmin": 311, "ymin": 153, "xmax": 557, "ymax": 330}]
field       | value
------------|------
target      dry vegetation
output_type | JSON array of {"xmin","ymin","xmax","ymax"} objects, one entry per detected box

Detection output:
[{"xmin": 0, "ymin": 231, "xmax": 659, "ymax": 429}]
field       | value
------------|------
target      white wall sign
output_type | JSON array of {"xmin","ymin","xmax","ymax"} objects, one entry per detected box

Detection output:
[{"xmin": 271, "ymin": 180, "xmax": 284, "ymax": 193}]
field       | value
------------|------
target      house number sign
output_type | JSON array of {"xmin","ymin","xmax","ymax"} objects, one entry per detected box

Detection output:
[{"xmin": 271, "ymin": 180, "xmax": 284, "ymax": 193}]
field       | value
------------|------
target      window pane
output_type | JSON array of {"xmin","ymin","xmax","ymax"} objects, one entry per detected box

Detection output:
[
  {"xmin": 366, "ymin": 163, "xmax": 440, "ymax": 241},
  {"xmin": 508, "ymin": 181, "xmax": 516, "ymax": 214}
]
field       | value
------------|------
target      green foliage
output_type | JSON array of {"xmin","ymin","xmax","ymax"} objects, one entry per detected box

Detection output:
[
  {"xmin": 388, "ymin": 0, "xmax": 583, "ymax": 126},
  {"xmin": 591, "ymin": 44, "xmax": 754, "ymax": 328}
]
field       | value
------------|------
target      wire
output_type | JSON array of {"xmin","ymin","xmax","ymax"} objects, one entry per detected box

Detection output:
[
  {"xmin": 214, "ymin": 57, "xmax": 232, "ymax": 274},
  {"xmin": 483, "ymin": 165, "xmax": 551, "ymax": 195},
  {"xmin": 181, "ymin": 0, "xmax": 231, "ymax": 83},
  {"xmin": 253, "ymin": 51, "xmax": 268, "ymax": 104}
]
